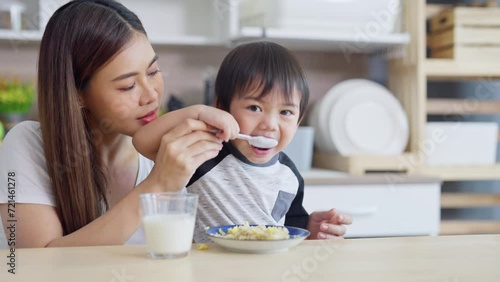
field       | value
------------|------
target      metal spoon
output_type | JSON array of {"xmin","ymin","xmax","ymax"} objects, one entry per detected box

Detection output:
[
  {"xmin": 210, "ymin": 130, "xmax": 278, "ymax": 149},
  {"xmin": 236, "ymin": 133, "xmax": 278, "ymax": 149}
]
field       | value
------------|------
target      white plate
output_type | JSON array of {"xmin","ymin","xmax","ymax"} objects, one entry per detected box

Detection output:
[
  {"xmin": 206, "ymin": 225, "xmax": 310, "ymax": 253},
  {"xmin": 310, "ymin": 79, "xmax": 374, "ymax": 152},
  {"xmin": 328, "ymin": 84, "xmax": 409, "ymax": 155}
]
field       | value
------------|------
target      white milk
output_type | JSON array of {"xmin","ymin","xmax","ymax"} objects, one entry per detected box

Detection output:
[{"xmin": 143, "ymin": 213, "xmax": 196, "ymax": 254}]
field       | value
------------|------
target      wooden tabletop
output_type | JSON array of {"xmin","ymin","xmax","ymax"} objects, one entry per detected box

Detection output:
[{"xmin": 1, "ymin": 235, "xmax": 499, "ymax": 282}]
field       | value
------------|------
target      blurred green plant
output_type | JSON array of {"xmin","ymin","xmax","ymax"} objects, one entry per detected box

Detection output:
[
  {"xmin": 0, "ymin": 121, "xmax": 4, "ymax": 141},
  {"xmin": 0, "ymin": 78, "xmax": 35, "ymax": 114}
]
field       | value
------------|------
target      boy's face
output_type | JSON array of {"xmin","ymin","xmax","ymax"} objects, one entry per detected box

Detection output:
[{"xmin": 229, "ymin": 86, "xmax": 301, "ymax": 164}]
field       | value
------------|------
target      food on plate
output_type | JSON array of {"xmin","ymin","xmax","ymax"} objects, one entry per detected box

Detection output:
[{"xmin": 214, "ymin": 222, "xmax": 290, "ymax": 240}]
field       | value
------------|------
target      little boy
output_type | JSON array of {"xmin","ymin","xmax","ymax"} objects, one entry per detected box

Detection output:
[{"xmin": 134, "ymin": 42, "xmax": 351, "ymax": 242}]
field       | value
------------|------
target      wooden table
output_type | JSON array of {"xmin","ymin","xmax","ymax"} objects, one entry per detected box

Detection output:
[{"xmin": 1, "ymin": 235, "xmax": 499, "ymax": 282}]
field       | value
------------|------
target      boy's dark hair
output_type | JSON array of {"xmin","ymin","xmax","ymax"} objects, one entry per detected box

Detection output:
[{"xmin": 215, "ymin": 41, "xmax": 309, "ymax": 121}]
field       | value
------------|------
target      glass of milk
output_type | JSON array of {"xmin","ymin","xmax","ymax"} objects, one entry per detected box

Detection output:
[{"xmin": 139, "ymin": 192, "xmax": 198, "ymax": 259}]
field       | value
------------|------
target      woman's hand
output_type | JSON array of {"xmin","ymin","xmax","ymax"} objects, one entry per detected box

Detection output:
[
  {"xmin": 197, "ymin": 105, "xmax": 240, "ymax": 141},
  {"xmin": 133, "ymin": 105, "xmax": 239, "ymax": 161},
  {"xmin": 307, "ymin": 209, "xmax": 353, "ymax": 239},
  {"xmin": 145, "ymin": 118, "xmax": 229, "ymax": 192}
]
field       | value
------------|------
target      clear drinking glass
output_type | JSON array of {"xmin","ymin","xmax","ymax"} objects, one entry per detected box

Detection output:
[{"xmin": 139, "ymin": 192, "xmax": 198, "ymax": 259}]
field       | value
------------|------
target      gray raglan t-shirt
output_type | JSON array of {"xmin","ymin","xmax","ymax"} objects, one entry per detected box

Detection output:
[{"xmin": 187, "ymin": 142, "xmax": 309, "ymax": 243}]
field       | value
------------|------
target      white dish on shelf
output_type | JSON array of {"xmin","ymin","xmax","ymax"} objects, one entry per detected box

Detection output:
[
  {"xmin": 310, "ymin": 79, "xmax": 373, "ymax": 152},
  {"xmin": 328, "ymin": 83, "xmax": 409, "ymax": 156},
  {"xmin": 310, "ymin": 79, "xmax": 403, "ymax": 154}
]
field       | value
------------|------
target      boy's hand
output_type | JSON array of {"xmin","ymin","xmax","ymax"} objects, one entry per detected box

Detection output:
[
  {"xmin": 198, "ymin": 106, "xmax": 239, "ymax": 141},
  {"xmin": 306, "ymin": 209, "xmax": 353, "ymax": 239}
]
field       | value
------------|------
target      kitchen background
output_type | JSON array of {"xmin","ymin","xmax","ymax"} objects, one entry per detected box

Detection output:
[{"xmin": 1, "ymin": 0, "xmax": 499, "ymax": 235}]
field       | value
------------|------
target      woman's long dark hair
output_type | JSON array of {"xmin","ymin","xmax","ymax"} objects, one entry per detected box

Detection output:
[{"xmin": 38, "ymin": 0, "xmax": 146, "ymax": 235}]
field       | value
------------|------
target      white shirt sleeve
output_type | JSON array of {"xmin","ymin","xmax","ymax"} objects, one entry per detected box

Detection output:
[
  {"xmin": 0, "ymin": 121, "xmax": 55, "ymax": 206},
  {"xmin": 135, "ymin": 153, "xmax": 154, "ymax": 186}
]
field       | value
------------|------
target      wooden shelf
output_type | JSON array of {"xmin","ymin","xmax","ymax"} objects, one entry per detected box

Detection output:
[
  {"xmin": 427, "ymin": 98, "xmax": 500, "ymax": 115},
  {"xmin": 440, "ymin": 220, "xmax": 500, "ymax": 235},
  {"xmin": 425, "ymin": 59, "xmax": 500, "ymax": 80},
  {"xmin": 0, "ymin": 27, "xmax": 409, "ymax": 51},
  {"xmin": 419, "ymin": 164, "xmax": 500, "ymax": 181},
  {"xmin": 303, "ymin": 168, "xmax": 439, "ymax": 186},
  {"xmin": 0, "ymin": 29, "xmax": 42, "ymax": 42},
  {"xmin": 312, "ymin": 152, "xmax": 415, "ymax": 175},
  {"xmin": 442, "ymin": 193, "xmax": 500, "ymax": 208},
  {"xmin": 310, "ymin": 160, "xmax": 500, "ymax": 181},
  {"xmin": 388, "ymin": 1, "xmax": 500, "ymax": 236},
  {"xmin": 148, "ymin": 35, "xmax": 223, "ymax": 46},
  {"xmin": 234, "ymin": 27, "xmax": 410, "ymax": 52},
  {"xmin": 425, "ymin": 4, "xmax": 453, "ymax": 20},
  {"xmin": 0, "ymin": 29, "xmax": 225, "ymax": 47}
]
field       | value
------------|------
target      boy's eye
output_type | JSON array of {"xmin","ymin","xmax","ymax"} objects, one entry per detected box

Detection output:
[
  {"xmin": 119, "ymin": 83, "xmax": 135, "ymax": 92},
  {"xmin": 248, "ymin": 105, "xmax": 262, "ymax": 112},
  {"xmin": 281, "ymin": 109, "xmax": 294, "ymax": 116}
]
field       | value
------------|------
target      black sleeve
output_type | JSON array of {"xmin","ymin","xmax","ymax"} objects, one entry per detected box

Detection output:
[
  {"xmin": 285, "ymin": 175, "xmax": 309, "ymax": 228},
  {"xmin": 281, "ymin": 153, "xmax": 309, "ymax": 229}
]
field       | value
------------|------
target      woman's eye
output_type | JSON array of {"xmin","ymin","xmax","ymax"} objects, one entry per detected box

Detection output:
[
  {"xmin": 119, "ymin": 83, "xmax": 135, "ymax": 92},
  {"xmin": 248, "ymin": 105, "xmax": 261, "ymax": 112},
  {"xmin": 148, "ymin": 69, "xmax": 161, "ymax": 77}
]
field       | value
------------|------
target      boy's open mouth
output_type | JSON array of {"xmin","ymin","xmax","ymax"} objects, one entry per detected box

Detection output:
[{"xmin": 252, "ymin": 146, "xmax": 271, "ymax": 152}]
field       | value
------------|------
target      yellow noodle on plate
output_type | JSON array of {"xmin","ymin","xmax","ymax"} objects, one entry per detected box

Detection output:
[{"xmin": 214, "ymin": 222, "xmax": 289, "ymax": 240}]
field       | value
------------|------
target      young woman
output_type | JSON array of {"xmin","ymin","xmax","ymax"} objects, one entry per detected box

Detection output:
[{"xmin": 0, "ymin": 0, "xmax": 238, "ymax": 248}]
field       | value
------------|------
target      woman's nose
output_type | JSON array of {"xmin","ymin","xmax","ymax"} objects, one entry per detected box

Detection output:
[{"xmin": 139, "ymin": 82, "xmax": 158, "ymax": 106}]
